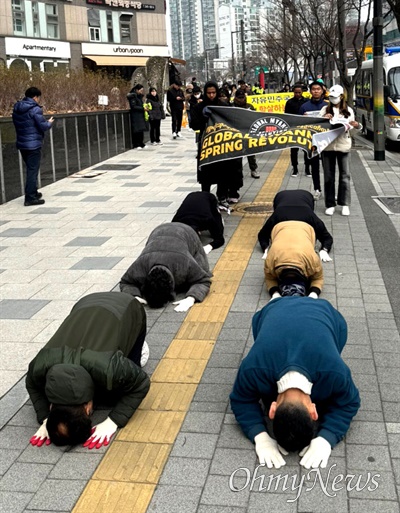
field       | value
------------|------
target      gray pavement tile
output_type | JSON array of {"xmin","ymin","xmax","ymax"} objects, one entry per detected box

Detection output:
[
  {"xmin": 352, "ymin": 373, "xmax": 379, "ymax": 391},
  {"xmin": 189, "ymin": 401, "xmax": 229, "ymax": 413},
  {"xmin": 122, "ymin": 182, "xmax": 149, "ymax": 187},
  {"xmin": 28, "ymin": 208, "xmax": 65, "ymax": 214},
  {"xmin": 209, "ymin": 448, "xmax": 257, "ymax": 476},
  {"xmin": 0, "ymin": 449, "xmax": 21, "ymax": 476},
  {"xmin": 211, "ymin": 339, "xmax": 247, "ymax": 354},
  {"xmin": 139, "ymin": 201, "xmax": 172, "ymax": 207},
  {"xmin": 8, "ymin": 405, "xmax": 39, "ymax": 427},
  {"xmin": 181, "ymin": 412, "xmax": 224, "ymax": 434},
  {"xmin": 147, "ymin": 485, "xmax": 202, "ymax": 513},
  {"xmin": 346, "ymin": 421, "xmax": 388, "ymax": 445},
  {"xmin": 70, "ymin": 257, "xmax": 122, "ymax": 270},
  {"xmin": 200, "ymin": 475, "xmax": 250, "ymax": 507},
  {"xmin": 383, "ymin": 402, "xmax": 400, "ymax": 423},
  {"xmin": 80, "ymin": 196, "xmax": 112, "ymax": 201},
  {"xmin": 345, "ymin": 358, "xmax": 376, "ymax": 374},
  {"xmin": 0, "ymin": 426, "xmax": 39, "ymax": 448},
  {"xmin": 148, "ymin": 321, "xmax": 183, "ymax": 335},
  {"xmin": 18, "ymin": 443, "xmax": 65, "ymax": 465},
  {"xmin": 347, "ymin": 470, "xmax": 397, "ymax": 500},
  {"xmin": 393, "ymin": 459, "xmax": 400, "ymax": 484},
  {"xmin": 0, "ymin": 228, "xmax": 40, "ymax": 237},
  {"xmin": 248, "ymin": 493, "xmax": 297, "ymax": 512},
  {"xmin": 49, "ymin": 453, "xmax": 103, "ymax": 480},
  {"xmin": 346, "ymin": 444, "xmax": 393, "ymax": 472},
  {"xmin": 145, "ymin": 332, "xmax": 174, "ymax": 347},
  {"xmin": 231, "ymin": 295, "xmax": 260, "ymax": 313},
  {"xmin": 342, "ymin": 345, "xmax": 373, "ymax": 359},
  {"xmin": 389, "ymin": 434, "xmax": 400, "ymax": 459},
  {"xmin": 54, "ymin": 191, "xmax": 84, "ymax": 196},
  {"xmin": 355, "ymin": 410, "xmax": 385, "ymax": 422},
  {"xmin": 171, "ymin": 433, "xmax": 219, "ymax": 459},
  {"xmin": 0, "ymin": 299, "xmax": 49, "ymax": 319},
  {"xmin": 193, "ymin": 384, "xmax": 232, "ymax": 403},
  {"xmin": 65, "ymin": 237, "xmax": 110, "ymax": 246},
  {"xmin": 197, "ymin": 506, "xmax": 245, "ymax": 513},
  {"xmin": 207, "ymin": 353, "xmax": 242, "ymax": 369},
  {"xmin": 375, "ymin": 353, "xmax": 400, "ymax": 368},
  {"xmin": 175, "ymin": 187, "xmax": 197, "ymax": 191},
  {"xmin": 349, "ymin": 499, "xmax": 400, "ymax": 513},
  {"xmin": 113, "ymin": 174, "xmax": 139, "ymax": 179},
  {"xmin": 27, "ymin": 479, "xmax": 87, "ymax": 511},
  {"xmin": 93, "ymin": 164, "xmax": 138, "ymax": 170},
  {"xmin": 217, "ymin": 328, "xmax": 251, "ymax": 342},
  {"xmin": 159, "ymin": 457, "xmax": 211, "ymax": 486},
  {"xmin": 0, "ymin": 491, "xmax": 33, "ymax": 513},
  {"xmin": 200, "ymin": 368, "xmax": 237, "ymax": 386},
  {"xmin": 380, "ymin": 384, "xmax": 400, "ymax": 403},
  {"xmin": 0, "ymin": 462, "xmax": 52, "ymax": 492},
  {"xmin": 217, "ymin": 424, "xmax": 254, "ymax": 450},
  {"xmin": 357, "ymin": 391, "xmax": 382, "ymax": 412},
  {"xmin": 377, "ymin": 367, "xmax": 400, "ymax": 385}
]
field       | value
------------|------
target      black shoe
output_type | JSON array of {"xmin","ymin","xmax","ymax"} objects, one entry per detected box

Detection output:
[
  {"xmin": 305, "ymin": 169, "xmax": 312, "ymax": 177},
  {"xmin": 24, "ymin": 198, "xmax": 45, "ymax": 206},
  {"xmin": 291, "ymin": 169, "xmax": 298, "ymax": 177},
  {"xmin": 36, "ymin": 192, "xmax": 43, "ymax": 199}
]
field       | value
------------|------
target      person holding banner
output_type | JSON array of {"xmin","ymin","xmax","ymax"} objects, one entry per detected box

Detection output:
[
  {"xmin": 299, "ymin": 82, "xmax": 329, "ymax": 200},
  {"xmin": 319, "ymin": 85, "xmax": 362, "ymax": 217},
  {"xmin": 284, "ymin": 85, "xmax": 307, "ymax": 177}
]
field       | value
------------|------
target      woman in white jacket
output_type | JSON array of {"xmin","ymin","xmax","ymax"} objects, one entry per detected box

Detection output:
[{"xmin": 320, "ymin": 85, "xmax": 362, "ymax": 216}]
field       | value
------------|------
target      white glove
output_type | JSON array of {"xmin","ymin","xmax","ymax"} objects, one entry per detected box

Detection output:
[
  {"xmin": 173, "ymin": 296, "xmax": 195, "ymax": 312},
  {"xmin": 299, "ymin": 436, "xmax": 332, "ymax": 469},
  {"xmin": 262, "ymin": 248, "xmax": 269, "ymax": 260},
  {"xmin": 308, "ymin": 292, "xmax": 319, "ymax": 299},
  {"xmin": 319, "ymin": 250, "xmax": 332, "ymax": 262},
  {"xmin": 83, "ymin": 417, "xmax": 118, "ymax": 450},
  {"xmin": 135, "ymin": 296, "xmax": 147, "ymax": 305},
  {"xmin": 254, "ymin": 431, "xmax": 288, "ymax": 468},
  {"xmin": 30, "ymin": 419, "xmax": 50, "ymax": 447},
  {"xmin": 203, "ymin": 244, "xmax": 213, "ymax": 255},
  {"xmin": 270, "ymin": 291, "xmax": 281, "ymax": 302}
]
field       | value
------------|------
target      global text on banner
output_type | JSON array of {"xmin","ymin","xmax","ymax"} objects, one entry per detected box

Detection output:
[{"xmin": 198, "ymin": 106, "xmax": 346, "ymax": 168}]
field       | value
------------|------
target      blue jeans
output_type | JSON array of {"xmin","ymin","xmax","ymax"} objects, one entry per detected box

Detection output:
[
  {"xmin": 20, "ymin": 148, "xmax": 41, "ymax": 201},
  {"xmin": 322, "ymin": 151, "xmax": 351, "ymax": 208}
]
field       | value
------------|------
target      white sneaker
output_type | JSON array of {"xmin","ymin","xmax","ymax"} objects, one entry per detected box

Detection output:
[
  {"xmin": 341, "ymin": 206, "xmax": 350, "ymax": 216},
  {"xmin": 142, "ymin": 145, "xmax": 148, "ymax": 150},
  {"xmin": 140, "ymin": 341, "xmax": 149, "ymax": 367},
  {"xmin": 177, "ymin": 132, "xmax": 183, "ymax": 138},
  {"xmin": 156, "ymin": 141, "xmax": 163, "ymax": 145},
  {"xmin": 136, "ymin": 147, "xmax": 143, "ymax": 151},
  {"xmin": 313, "ymin": 190, "xmax": 321, "ymax": 200},
  {"xmin": 325, "ymin": 207, "xmax": 335, "ymax": 216},
  {"xmin": 172, "ymin": 132, "xmax": 177, "ymax": 139},
  {"xmin": 151, "ymin": 142, "xmax": 157, "ymax": 146}
]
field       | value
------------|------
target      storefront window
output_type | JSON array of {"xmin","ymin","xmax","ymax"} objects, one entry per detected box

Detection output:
[
  {"xmin": 32, "ymin": 2, "xmax": 40, "ymax": 37},
  {"xmin": 107, "ymin": 11, "xmax": 113, "ymax": 43},
  {"xmin": 12, "ymin": 0, "xmax": 26, "ymax": 36},
  {"xmin": 120, "ymin": 14, "xmax": 131, "ymax": 43},
  {"xmin": 46, "ymin": 4, "xmax": 59, "ymax": 39}
]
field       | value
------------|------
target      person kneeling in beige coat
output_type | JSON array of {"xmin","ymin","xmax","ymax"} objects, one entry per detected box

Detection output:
[{"xmin": 264, "ymin": 220, "xmax": 323, "ymax": 299}]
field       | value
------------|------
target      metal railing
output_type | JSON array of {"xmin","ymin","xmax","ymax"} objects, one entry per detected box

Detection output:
[{"xmin": 0, "ymin": 110, "xmax": 132, "ymax": 204}]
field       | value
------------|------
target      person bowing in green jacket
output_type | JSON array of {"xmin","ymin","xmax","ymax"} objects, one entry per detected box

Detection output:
[{"xmin": 26, "ymin": 292, "xmax": 150, "ymax": 449}]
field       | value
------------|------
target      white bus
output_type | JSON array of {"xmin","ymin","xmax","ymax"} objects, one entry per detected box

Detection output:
[{"xmin": 355, "ymin": 49, "xmax": 400, "ymax": 145}]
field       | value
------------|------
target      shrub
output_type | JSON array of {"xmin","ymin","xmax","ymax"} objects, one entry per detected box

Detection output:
[{"xmin": 0, "ymin": 67, "xmax": 132, "ymax": 116}]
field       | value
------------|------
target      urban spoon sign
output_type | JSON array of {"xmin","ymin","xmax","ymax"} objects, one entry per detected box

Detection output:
[{"xmin": 81, "ymin": 43, "xmax": 169, "ymax": 57}]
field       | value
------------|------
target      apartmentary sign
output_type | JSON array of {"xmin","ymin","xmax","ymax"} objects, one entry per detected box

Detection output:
[
  {"xmin": 5, "ymin": 37, "xmax": 71, "ymax": 58},
  {"xmin": 81, "ymin": 42, "xmax": 169, "ymax": 57},
  {"xmin": 86, "ymin": 0, "xmax": 155, "ymax": 9}
]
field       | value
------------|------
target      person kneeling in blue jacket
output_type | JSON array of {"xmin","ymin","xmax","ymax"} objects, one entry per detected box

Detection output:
[{"xmin": 230, "ymin": 296, "xmax": 360, "ymax": 469}]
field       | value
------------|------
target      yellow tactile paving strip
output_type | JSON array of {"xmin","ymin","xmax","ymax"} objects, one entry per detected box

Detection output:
[{"xmin": 72, "ymin": 151, "xmax": 290, "ymax": 513}]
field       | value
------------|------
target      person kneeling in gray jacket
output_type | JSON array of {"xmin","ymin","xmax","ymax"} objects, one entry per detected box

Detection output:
[{"xmin": 120, "ymin": 222, "xmax": 212, "ymax": 312}]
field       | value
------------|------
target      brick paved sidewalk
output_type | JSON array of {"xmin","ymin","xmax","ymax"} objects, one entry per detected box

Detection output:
[{"xmin": 0, "ymin": 126, "xmax": 399, "ymax": 513}]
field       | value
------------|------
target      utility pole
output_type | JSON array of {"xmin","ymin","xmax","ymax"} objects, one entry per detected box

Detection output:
[
  {"xmin": 240, "ymin": 19, "xmax": 246, "ymax": 79},
  {"xmin": 373, "ymin": 0, "xmax": 385, "ymax": 160}
]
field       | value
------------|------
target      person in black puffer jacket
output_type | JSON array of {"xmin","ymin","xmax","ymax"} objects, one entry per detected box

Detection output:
[
  {"xmin": 127, "ymin": 84, "xmax": 149, "ymax": 149},
  {"xmin": 146, "ymin": 87, "xmax": 164, "ymax": 145}
]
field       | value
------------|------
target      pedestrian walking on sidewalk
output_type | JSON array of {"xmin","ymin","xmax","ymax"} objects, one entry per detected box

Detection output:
[
  {"xmin": 120, "ymin": 222, "xmax": 212, "ymax": 312},
  {"xmin": 12, "ymin": 87, "xmax": 54, "ymax": 206},
  {"xmin": 284, "ymin": 85, "xmax": 307, "ymax": 177},
  {"xmin": 299, "ymin": 81, "xmax": 329, "ymax": 200},
  {"xmin": 26, "ymin": 292, "xmax": 150, "ymax": 449},
  {"xmin": 127, "ymin": 84, "xmax": 149, "ymax": 150},
  {"xmin": 230, "ymin": 297, "xmax": 360, "ymax": 469},
  {"xmin": 172, "ymin": 191, "xmax": 225, "ymax": 253},
  {"xmin": 320, "ymin": 85, "xmax": 362, "ymax": 217},
  {"xmin": 167, "ymin": 79, "xmax": 185, "ymax": 139},
  {"xmin": 146, "ymin": 87, "xmax": 164, "ymax": 145}
]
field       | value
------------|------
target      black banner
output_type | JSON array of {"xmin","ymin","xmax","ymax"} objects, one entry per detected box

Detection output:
[{"xmin": 199, "ymin": 106, "xmax": 345, "ymax": 168}]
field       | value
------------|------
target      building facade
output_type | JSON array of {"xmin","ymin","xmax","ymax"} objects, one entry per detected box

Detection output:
[{"xmin": 0, "ymin": 0, "xmax": 168, "ymax": 76}]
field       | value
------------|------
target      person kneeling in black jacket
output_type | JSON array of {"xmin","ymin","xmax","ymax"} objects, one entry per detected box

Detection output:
[{"xmin": 26, "ymin": 292, "xmax": 150, "ymax": 449}]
